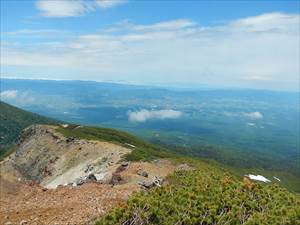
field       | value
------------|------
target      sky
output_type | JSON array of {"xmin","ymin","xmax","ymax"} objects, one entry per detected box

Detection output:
[{"xmin": 1, "ymin": 0, "xmax": 299, "ymax": 91}]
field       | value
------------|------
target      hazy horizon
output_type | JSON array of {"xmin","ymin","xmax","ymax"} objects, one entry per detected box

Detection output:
[
  {"xmin": 1, "ymin": 77, "xmax": 300, "ymax": 93},
  {"xmin": 1, "ymin": 1, "xmax": 299, "ymax": 91}
]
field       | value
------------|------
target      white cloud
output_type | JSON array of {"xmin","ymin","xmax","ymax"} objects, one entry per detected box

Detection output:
[
  {"xmin": 244, "ymin": 111, "xmax": 263, "ymax": 119},
  {"xmin": 224, "ymin": 111, "xmax": 264, "ymax": 120},
  {"xmin": 0, "ymin": 90, "xmax": 35, "ymax": 104},
  {"xmin": 35, "ymin": 0, "xmax": 126, "ymax": 18},
  {"xmin": 243, "ymin": 76, "xmax": 272, "ymax": 81},
  {"xmin": 0, "ymin": 90, "xmax": 18, "ymax": 100},
  {"xmin": 2, "ymin": 12, "xmax": 300, "ymax": 90},
  {"xmin": 36, "ymin": 0, "xmax": 90, "ymax": 17},
  {"xmin": 7, "ymin": 29, "xmax": 63, "ymax": 36},
  {"xmin": 231, "ymin": 13, "xmax": 299, "ymax": 33},
  {"xmin": 131, "ymin": 19, "xmax": 197, "ymax": 31},
  {"xmin": 128, "ymin": 109, "xmax": 183, "ymax": 122},
  {"xmin": 96, "ymin": 0, "xmax": 126, "ymax": 9}
]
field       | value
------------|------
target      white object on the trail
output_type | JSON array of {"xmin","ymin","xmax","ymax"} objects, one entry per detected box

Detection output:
[
  {"xmin": 247, "ymin": 174, "xmax": 271, "ymax": 183},
  {"xmin": 273, "ymin": 176, "xmax": 281, "ymax": 182},
  {"xmin": 61, "ymin": 124, "xmax": 69, "ymax": 128}
]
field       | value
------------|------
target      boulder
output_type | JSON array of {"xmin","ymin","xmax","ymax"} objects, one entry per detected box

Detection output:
[
  {"xmin": 66, "ymin": 137, "xmax": 76, "ymax": 143},
  {"xmin": 153, "ymin": 176, "xmax": 163, "ymax": 187},
  {"xmin": 137, "ymin": 170, "xmax": 148, "ymax": 177},
  {"xmin": 138, "ymin": 176, "xmax": 164, "ymax": 189},
  {"xmin": 116, "ymin": 162, "xmax": 129, "ymax": 173},
  {"xmin": 75, "ymin": 178, "xmax": 85, "ymax": 186},
  {"xmin": 138, "ymin": 180, "xmax": 155, "ymax": 189},
  {"xmin": 86, "ymin": 173, "xmax": 97, "ymax": 182},
  {"xmin": 110, "ymin": 173, "xmax": 123, "ymax": 185}
]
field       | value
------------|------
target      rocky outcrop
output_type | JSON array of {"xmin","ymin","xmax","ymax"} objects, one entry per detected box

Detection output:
[
  {"xmin": 138, "ymin": 176, "xmax": 164, "ymax": 189},
  {"xmin": 3, "ymin": 125, "xmax": 132, "ymax": 188},
  {"xmin": 137, "ymin": 169, "xmax": 148, "ymax": 177}
]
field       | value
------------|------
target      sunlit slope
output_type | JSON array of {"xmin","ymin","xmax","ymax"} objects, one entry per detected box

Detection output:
[{"xmin": 0, "ymin": 101, "xmax": 57, "ymax": 158}]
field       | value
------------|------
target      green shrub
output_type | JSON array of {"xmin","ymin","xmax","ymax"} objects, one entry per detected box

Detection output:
[{"xmin": 96, "ymin": 166, "xmax": 300, "ymax": 225}]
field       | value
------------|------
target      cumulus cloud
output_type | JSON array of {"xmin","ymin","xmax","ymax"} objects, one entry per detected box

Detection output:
[
  {"xmin": 128, "ymin": 109, "xmax": 183, "ymax": 122},
  {"xmin": 36, "ymin": 0, "xmax": 90, "ymax": 17},
  {"xmin": 36, "ymin": 0, "xmax": 126, "ymax": 18},
  {"xmin": 0, "ymin": 90, "xmax": 35, "ymax": 104},
  {"xmin": 0, "ymin": 90, "xmax": 18, "ymax": 100},
  {"xmin": 224, "ymin": 111, "xmax": 264, "ymax": 120},
  {"xmin": 244, "ymin": 111, "xmax": 263, "ymax": 119},
  {"xmin": 96, "ymin": 0, "xmax": 126, "ymax": 9},
  {"xmin": 2, "ymin": 12, "xmax": 299, "ymax": 90}
]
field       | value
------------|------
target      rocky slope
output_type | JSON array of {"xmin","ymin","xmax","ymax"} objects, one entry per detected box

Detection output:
[
  {"xmin": 2, "ymin": 124, "xmax": 132, "ymax": 188},
  {"xmin": 0, "ymin": 124, "xmax": 181, "ymax": 225}
]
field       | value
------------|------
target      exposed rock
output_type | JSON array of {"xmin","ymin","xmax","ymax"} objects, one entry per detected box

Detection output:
[
  {"xmin": 75, "ymin": 178, "xmax": 85, "ymax": 186},
  {"xmin": 153, "ymin": 176, "xmax": 163, "ymax": 187},
  {"xmin": 5, "ymin": 222, "xmax": 13, "ymax": 225},
  {"xmin": 137, "ymin": 170, "xmax": 148, "ymax": 177},
  {"xmin": 121, "ymin": 162, "xmax": 129, "ymax": 167},
  {"xmin": 138, "ymin": 180, "xmax": 155, "ymax": 189},
  {"xmin": 138, "ymin": 176, "xmax": 163, "ymax": 189},
  {"xmin": 66, "ymin": 137, "xmax": 76, "ymax": 143},
  {"xmin": 115, "ymin": 162, "xmax": 129, "ymax": 173},
  {"xmin": 86, "ymin": 173, "xmax": 97, "ymax": 182},
  {"xmin": 84, "ymin": 164, "xmax": 94, "ymax": 173},
  {"xmin": 20, "ymin": 220, "xmax": 27, "ymax": 225},
  {"xmin": 110, "ymin": 173, "xmax": 123, "ymax": 185}
]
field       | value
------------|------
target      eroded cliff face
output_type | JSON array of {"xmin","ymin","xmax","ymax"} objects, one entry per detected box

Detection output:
[
  {"xmin": 3, "ymin": 124, "xmax": 132, "ymax": 188},
  {"xmin": 0, "ymin": 124, "xmax": 180, "ymax": 225}
]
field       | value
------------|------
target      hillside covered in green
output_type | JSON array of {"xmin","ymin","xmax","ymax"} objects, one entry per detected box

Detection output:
[
  {"xmin": 0, "ymin": 101, "xmax": 57, "ymax": 159},
  {"xmin": 97, "ymin": 161, "xmax": 300, "ymax": 225}
]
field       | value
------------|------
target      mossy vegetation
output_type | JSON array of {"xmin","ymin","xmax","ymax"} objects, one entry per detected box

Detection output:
[{"xmin": 96, "ymin": 162, "xmax": 300, "ymax": 225}]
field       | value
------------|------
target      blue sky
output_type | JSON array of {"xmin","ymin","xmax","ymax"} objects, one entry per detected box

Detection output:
[{"xmin": 1, "ymin": 0, "xmax": 299, "ymax": 90}]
